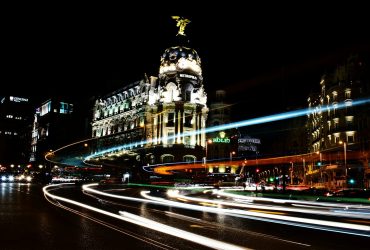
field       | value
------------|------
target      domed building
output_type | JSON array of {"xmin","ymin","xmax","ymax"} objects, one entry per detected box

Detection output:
[{"xmin": 90, "ymin": 18, "xmax": 208, "ymax": 171}]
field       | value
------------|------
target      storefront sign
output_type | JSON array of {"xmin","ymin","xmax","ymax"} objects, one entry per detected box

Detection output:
[{"xmin": 212, "ymin": 131, "xmax": 230, "ymax": 143}]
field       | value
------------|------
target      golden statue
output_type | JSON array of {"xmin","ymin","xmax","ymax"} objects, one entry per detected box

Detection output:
[{"xmin": 171, "ymin": 16, "xmax": 191, "ymax": 36}]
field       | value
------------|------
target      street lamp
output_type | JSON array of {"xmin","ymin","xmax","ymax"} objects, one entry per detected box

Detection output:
[
  {"xmin": 205, "ymin": 139, "xmax": 212, "ymax": 163},
  {"xmin": 290, "ymin": 162, "xmax": 294, "ymax": 185},
  {"xmin": 316, "ymin": 151, "xmax": 323, "ymax": 184},
  {"xmin": 339, "ymin": 140, "xmax": 347, "ymax": 182},
  {"xmin": 204, "ymin": 139, "xmax": 212, "ymax": 172},
  {"xmin": 230, "ymin": 151, "xmax": 235, "ymax": 162}
]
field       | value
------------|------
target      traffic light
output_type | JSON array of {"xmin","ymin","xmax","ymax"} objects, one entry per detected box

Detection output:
[
  {"xmin": 349, "ymin": 179, "xmax": 355, "ymax": 184},
  {"xmin": 317, "ymin": 162, "xmax": 321, "ymax": 166},
  {"xmin": 256, "ymin": 168, "xmax": 260, "ymax": 173}
]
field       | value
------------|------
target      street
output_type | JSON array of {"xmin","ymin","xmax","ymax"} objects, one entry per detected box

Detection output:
[{"xmin": 1, "ymin": 182, "xmax": 369, "ymax": 249}]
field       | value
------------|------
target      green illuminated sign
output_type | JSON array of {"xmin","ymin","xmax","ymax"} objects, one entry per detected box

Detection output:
[
  {"xmin": 213, "ymin": 137, "xmax": 230, "ymax": 143},
  {"xmin": 212, "ymin": 131, "xmax": 230, "ymax": 143}
]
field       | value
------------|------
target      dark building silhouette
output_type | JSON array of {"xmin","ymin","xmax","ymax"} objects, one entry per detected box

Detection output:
[
  {"xmin": 0, "ymin": 96, "xmax": 33, "ymax": 167},
  {"xmin": 30, "ymin": 98, "xmax": 75, "ymax": 167}
]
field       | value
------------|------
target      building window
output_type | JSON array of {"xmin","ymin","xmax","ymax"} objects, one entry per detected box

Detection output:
[
  {"xmin": 345, "ymin": 116, "xmax": 354, "ymax": 126},
  {"xmin": 333, "ymin": 118, "xmax": 339, "ymax": 129},
  {"xmin": 184, "ymin": 135, "xmax": 191, "ymax": 145},
  {"xmin": 184, "ymin": 113, "xmax": 192, "ymax": 127},
  {"xmin": 149, "ymin": 155, "xmax": 155, "ymax": 164},
  {"xmin": 334, "ymin": 135, "xmax": 340, "ymax": 143},
  {"xmin": 345, "ymin": 89, "xmax": 351, "ymax": 99},
  {"xmin": 347, "ymin": 135, "xmax": 354, "ymax": 143},
  {"xmin": 161, "ymin": 154, "xmax": 174, "ymax": 164},
  {"xmin": 332, "ymin": 91, "xmax": 337, "ymax": 101},
  {"xmin": 167, "ymin": 131, "xmax": 175, "ymax": 144},
  {"xmin": 167, "ymin": 112, "xmax": 174, "ymax": 127},
  {"xmin": 40, "ymin": 101, "xmax": 51, "ymax": 116},
  {"xmin": 60, "ymin": 102, "xmax": 73, "ymax": 114},
  {"xmin": 183, "ymin": 155, "xmax": 196, "ymax": 163}
]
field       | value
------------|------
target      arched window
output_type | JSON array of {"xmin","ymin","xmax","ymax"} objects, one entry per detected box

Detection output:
[
  {"xmin": 161, "ymin": 154, "xmax": 174, "ymax": 163},
  {"xmin": 183, "ymin": 155, "xmax": 196, "ymax": 163}
]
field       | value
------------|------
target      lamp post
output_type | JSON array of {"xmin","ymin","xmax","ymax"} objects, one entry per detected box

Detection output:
[
  {"xmin": 339, "ymin": 141, "xmax": 347, "ymax": 183},
  {"xmin": 316, "ymin": 151, "xmax": 323, "ymax": 184},
  {"xmin": 204, "ymin": 139, "xmax": 212, "ymax": 172},
  {"xmin": 230, "ymin": 151, "xmax": 235, "ymax": 162},
  {"xmin": 290, "ymin": 162, "xmax": 294, "ymax": 185}
]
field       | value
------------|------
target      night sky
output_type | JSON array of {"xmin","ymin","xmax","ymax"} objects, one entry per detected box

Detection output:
[{"xmin": 3, "ymin": 3, "xmax": 369, "ymax": 120}]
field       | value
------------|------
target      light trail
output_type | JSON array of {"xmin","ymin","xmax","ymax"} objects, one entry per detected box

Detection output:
[
  {"xmin": 82, "ymin": 183, "xmax": 370, "ymax": 236},
  {"xmin": 142, "ymin": 190, "xmax": 370, "ymax": 236},
  {"xmin": 216, "ymin": 189, "xmax": 370, "ymax": 211},
  {"xmin": 85, "ymin": 98, "xmax": 370, "ymax": 161},
  {"xmin": 43, "ymin": 185, "xmax": 174, "ymax": 250},
  {"xmin": 43, "ymin": 183, "xmax": 249, "ymax": 250},
  {"xmin": 118, "ymin": 211, "xmax": 247, "ymax": 250},
  {"xmin": 167, "ymin": 189, "xmax": 370, "ymax": 219}
]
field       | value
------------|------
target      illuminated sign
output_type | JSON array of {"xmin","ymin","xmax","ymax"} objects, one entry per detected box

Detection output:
[
  {"xmin": 10, "ymin": 96, "xmax": 28, "ymax": 103},
  {"xmin": 212, "ymin": 131, "xmax": 230, "ymax": 143},
  {"xmin": 238, "ymin": 138, "xmax": 260, "ymax": 144},
  {"xmin": 179, "ymin": 73, "xmax": 197, "ymax": 80},
  {"xmin": 238, "ymin": 136, "xmax": 260, "ymax": 152},
  {"xmin": 238, "ymin": 145, "xmax": 257, "ymax": 151}
]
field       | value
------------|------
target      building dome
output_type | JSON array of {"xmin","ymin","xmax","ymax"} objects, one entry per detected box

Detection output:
[{"xmin": 159, "ymin": 46, "xmax": 202, "ymax": 76}]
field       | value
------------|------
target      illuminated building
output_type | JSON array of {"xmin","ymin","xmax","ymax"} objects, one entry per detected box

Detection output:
[
  {"xmin": 30, "ymin": 98, "xmax": 74, "ymax": 165},
  {"xmin": 307, "ymin": 54, "xmax": 370, "ymax": 188},
  {"xmin": 91, "ymin": 20, "xmax": 208, "ymax": 166},
  {"xmin": 0, "ymin": 96, "xmax": 32, "ymax": 166}
]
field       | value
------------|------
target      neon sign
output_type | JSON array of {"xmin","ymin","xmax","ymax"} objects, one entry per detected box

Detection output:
[{"xmin": 212, "ymin": 131, "xmax": 230, "ymax": 143}]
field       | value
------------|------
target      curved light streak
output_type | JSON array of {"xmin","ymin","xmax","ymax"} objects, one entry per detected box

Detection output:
[
  {"xmin": 142, "ymin": 190, "xmax": 370, "ymax": 236},
  {"xmin": 82, "ymin": 183, "xmax": 370, "ymax": 236},
  {"xmin": 216, "ymin": 189, "xmax": 370, "ymax": 211},
  {"xmin": 44, "ymin": 183, "xmax": 248, "ymax": 250},
  {"xmin": 118, "ymin": 211, "xmax": 247, "ymax": 250},
  {"xmin": 167, "ymin": 190, "xmax": 370, "ymax": 219}
]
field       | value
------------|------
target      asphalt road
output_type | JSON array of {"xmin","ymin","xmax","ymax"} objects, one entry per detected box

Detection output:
[{"xmin": 1, "ymin": 182, "xmax": 369, "ymax": 250}]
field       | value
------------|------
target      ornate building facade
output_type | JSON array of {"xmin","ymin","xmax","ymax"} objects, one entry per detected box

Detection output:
[
  {"xmin": 306, "ymin": 54, "xmax": 370, "ymax": 188},
  {"xmin": 91, "ymin": 23, "xmax": 208, "ymax": 167}
]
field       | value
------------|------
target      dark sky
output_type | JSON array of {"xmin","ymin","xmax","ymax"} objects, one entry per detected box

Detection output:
[{"xmin": 3, "ymin": 3, "xmax": 370, "ymax": 120}]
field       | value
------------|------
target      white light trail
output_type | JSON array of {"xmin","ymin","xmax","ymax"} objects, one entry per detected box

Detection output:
[
  {"xmin": 44, "ymin": 183, "xmax": 248, "ymax": 250},
  {"xmin": 216, "ymin": 189, "xmax": 370, "ymax": 213},
  {"xmin": 119, "ymin": 211, "xmax": 247, "ymax": 250},
  {"xmin": 167, "ymin": 190, "xmax": 370, "ymax": 219},
  {"xmin": 165, "ymin": 190, "xmax": 370, "ymax": 233},
  {"xmin": 82, "ymin": 183, "xmax": 370, "ymax": 236}
]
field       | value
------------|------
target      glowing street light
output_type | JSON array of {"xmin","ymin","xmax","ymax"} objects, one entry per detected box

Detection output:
[{"xmin": 229, "ymin": 151, "xmax": 235, "ymax": 162}]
